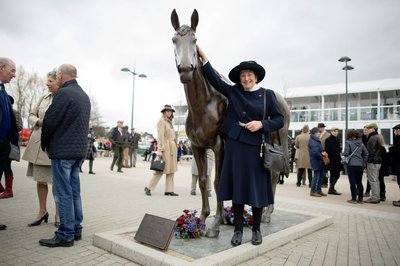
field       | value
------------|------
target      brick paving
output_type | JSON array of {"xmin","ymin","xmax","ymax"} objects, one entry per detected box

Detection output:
[{"xmin": 1, "ymin": 150, "xmax": 399, "ymax": 265}]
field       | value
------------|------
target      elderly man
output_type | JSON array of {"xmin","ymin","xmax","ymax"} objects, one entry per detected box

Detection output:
[
  {"xmin": 364, "ymin": 123, "xmax": 382, "ymax": 204},
  {"xmin": 40, "ymin": 64, "xmax": 91, "ymax": 247},
  {"xmin": 109, "ymin": 120, "xmax": 125, "ymax": 172},
  {"xmin": 0, "ymin": 57, "xmax": 18, "ymax": 231}
]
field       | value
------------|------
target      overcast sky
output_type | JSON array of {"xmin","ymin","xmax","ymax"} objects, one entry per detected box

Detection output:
[{"xmin": 1, "ymin": 0, "xmax": 399, "ymax": 133}]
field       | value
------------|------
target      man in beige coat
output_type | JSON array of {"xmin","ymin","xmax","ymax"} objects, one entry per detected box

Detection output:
[
  {"xmin": 295, "ymin": 125, "xmax": 312, "ymax": 187},
  {"xmin": 144, "ymin": 105, "xmax": 178, "ymax": 196}
]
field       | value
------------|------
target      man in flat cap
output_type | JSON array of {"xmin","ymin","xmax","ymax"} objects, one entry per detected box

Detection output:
[
  {"xmin": 109, "ymin": 120, "xmax": 125, "ymax": 173},
  {"xmin": 390, "ymin": 124, "xmax": 400, "ymax": 207},
  {"xmin": 364, "ymin": 123, "xmax": 382, "ymax": 204}
]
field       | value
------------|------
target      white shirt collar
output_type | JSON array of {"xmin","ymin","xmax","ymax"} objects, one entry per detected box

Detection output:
[{"xmin": 248, "ymin": 84, "xmax": 260, "ymax": 92}]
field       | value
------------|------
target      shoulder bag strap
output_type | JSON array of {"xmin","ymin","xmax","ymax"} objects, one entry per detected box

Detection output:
[
  {"xmin": 348, "ymin": 145, "xmax": 359, "ymax": 159},
  {"xmin": 263, "ymin": 90, "xmax": 281, "ymax": 145}
]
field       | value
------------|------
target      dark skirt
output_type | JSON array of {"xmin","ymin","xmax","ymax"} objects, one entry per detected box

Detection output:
[{"xmin": 217, "ymin": 137, "xmax": 274, "ymax": 208}]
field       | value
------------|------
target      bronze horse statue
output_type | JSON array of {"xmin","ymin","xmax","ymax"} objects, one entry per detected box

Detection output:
[{"xmin": 171, "ymin": 9, "xmax": 290, "ymax": 237}]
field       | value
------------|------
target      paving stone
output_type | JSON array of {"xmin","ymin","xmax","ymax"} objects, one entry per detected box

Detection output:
[{"xmin": 1, "ymin": 154, "xmax": 400, "ymax": 265}]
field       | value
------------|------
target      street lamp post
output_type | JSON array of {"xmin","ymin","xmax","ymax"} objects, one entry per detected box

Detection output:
[
  {"xmin": 121, "ymin": 67, "xmax": 147, "ymax": 128},
  {"xmin": 338, "ymin": 56, "xmax": 354, "ymax": 134}
]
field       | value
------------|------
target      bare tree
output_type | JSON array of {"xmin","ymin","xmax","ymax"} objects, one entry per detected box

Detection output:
[
  {"xmin": 88, "ymin": 94, "xmax": 104, "ymax": 127},
  {"xmin": 8, "ymin": 66, "xmax": 46, "ymax": 127}
]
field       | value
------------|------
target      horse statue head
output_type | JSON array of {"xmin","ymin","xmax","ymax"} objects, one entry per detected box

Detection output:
[{"xmin": 171, "ymin": 9, "xmax": 199, "ymax": 84}]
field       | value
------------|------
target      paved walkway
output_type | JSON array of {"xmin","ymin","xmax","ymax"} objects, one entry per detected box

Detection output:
[{"xmin": 1, "ymin": 150, "xmax": 399, "ymax": 265}]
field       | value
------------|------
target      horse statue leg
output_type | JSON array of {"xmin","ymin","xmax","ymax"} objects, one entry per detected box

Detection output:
[
  {"xmin": 262, "ymin": 170, "xmax": 279, "ymax": 223},
  {"xmin": 205, "ymin": 136, "xmax": 224, "ymax": 238},
  {"xmin": 192, "ymin": 146, "xmax": 210, "ymax": 222}
]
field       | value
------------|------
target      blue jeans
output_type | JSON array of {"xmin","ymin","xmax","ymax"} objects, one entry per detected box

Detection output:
[
  {"xmin": 52, "ymin": 159, "xmax": 83, "ymax": 241},
  {"xmin": 311, "ymin": 170, "xmax": 324, "ymax": 193}
]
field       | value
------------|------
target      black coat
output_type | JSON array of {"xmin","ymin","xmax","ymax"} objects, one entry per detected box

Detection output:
[
  {"xmin": 389, "ymin": 136, "xmax": 400, "ymax": 175},
  {"xmin": 325, "ymin": 135, "xmax": 342, "ymax": 172},
  {"xmin": 41, "ymin": 79, "xmax": 91, "ymax": 159},
  {"xmin": 0, "ymin": 92, "xmax": 18, "ymax": 160},
  {"xmin": 366, "ymin": 131, "xmax": 382, "ymax": 164}
]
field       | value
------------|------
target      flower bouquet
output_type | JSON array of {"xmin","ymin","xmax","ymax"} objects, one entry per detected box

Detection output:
[
  {"xmin": 222, "ymin": 206, "xmax": 254, "ymax": 226},
  {"xmin": 175, "ymin": 209, "xmax": 206, "ymax": 239}
]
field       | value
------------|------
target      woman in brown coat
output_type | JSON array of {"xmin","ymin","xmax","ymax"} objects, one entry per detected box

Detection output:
[
  {"xmin": 22, "ymin": 70, "xmax": 59, "ymax": 226},
  {"xmin": 144, "ymin": 105, "xmax": 178, "ymax": 196},
  {"xmin": 295, "ymin": 124, "xmax": 313, "ymax": 187}
]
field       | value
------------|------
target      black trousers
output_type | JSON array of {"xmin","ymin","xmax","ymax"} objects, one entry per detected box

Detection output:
[
  {"xmin": 329, "ymin": 170, "xmax": 340, "ymax": 191},
  {"xmin": 297, "ymin": 168, "xmax": 312, "ymax": 185},
  {"xmin": 111, "ymin": 146, "xmax": 124, "ymax": 170}
]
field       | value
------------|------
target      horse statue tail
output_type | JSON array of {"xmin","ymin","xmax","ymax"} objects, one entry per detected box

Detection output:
[{"xmin": 270, "ymin": 91, "xmax": 290, "ymax": 177}]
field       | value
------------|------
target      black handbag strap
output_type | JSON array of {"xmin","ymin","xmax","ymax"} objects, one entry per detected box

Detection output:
[{"xmin": 262, "ymin": 90, "xmax": 281, "ymax": 145}]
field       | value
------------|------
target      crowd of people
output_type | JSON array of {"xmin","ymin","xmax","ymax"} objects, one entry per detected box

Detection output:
[
  {"xmin": 292, "ymin": 122, "xmax": 400, "ymax": 206},
  {"xmin": 1, "ymin": 56, "xmax": 400, "ymax": 251}
]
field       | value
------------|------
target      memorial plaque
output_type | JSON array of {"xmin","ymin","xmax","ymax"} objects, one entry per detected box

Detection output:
[{"xmin": 134, "ymin": 213, "xmax": 177, "ymax": 250}]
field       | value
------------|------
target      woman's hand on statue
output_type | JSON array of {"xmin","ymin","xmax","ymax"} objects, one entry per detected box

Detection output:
[
  {"xmin": 197, "ymin": 45, "xmax": 208, "ymax": 64},
  {"xmin": 244, "ymin": 121, "xmax": 263, "ymax": 132}
]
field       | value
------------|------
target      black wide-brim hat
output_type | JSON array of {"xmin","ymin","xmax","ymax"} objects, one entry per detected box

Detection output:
[
  {"xmin": 228, "ymin": 61, "xmax": 266, "ymax": 84},
  {"xmin": 161, "ymin": 104, "xmax": 175, "ymax": 113}
]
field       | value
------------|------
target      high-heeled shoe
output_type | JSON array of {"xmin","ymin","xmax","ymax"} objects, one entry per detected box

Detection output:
[{"xmin": 28, "ymin": 212, "xmax": 49, "ymax": 227}]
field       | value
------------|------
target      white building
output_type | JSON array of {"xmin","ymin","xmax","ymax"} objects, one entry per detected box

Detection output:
[{"xmin": 173, "ymin": 78, "xmax": 400, "ymax": 145}]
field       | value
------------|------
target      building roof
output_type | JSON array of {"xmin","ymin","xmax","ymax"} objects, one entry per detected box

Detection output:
[{"xmin": 284, "ymin": 78, "xmax": 400, "ymax": 98}]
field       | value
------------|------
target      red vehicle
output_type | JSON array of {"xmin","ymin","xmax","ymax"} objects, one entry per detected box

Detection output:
[{"xmin": 19, "ymin": 128, "xmax": 31, "ymax": 146}]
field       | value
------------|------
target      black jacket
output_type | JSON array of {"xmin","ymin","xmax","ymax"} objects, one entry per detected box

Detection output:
[
  {"xmin": 41, "ymin": 79, "xmax": 91, "ymax": 159},
  {"xmin": 202, "ymin": 62, "xmax": 284, "ymax": 146},
  {"xmin": 366, "ymin": 131, "xmax": 382, "ymax": 164},
  {"xmin": 389, "ymin": 135, "xmax": 400, "ymax": 175},
  {"xmin": 325, "ymin": 134, "xmax": 342, "ymax": 172},
  {"xmin": 0, "ymin": 92, "xmax": 18, "ymax": 159}
]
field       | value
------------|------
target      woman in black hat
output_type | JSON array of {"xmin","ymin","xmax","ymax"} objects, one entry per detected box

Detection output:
[
  {"xmin": 144, "ymin": 105, "xmax": 179, "ymax": 196},
  {"xmin": 197, "ymin": 47, "xmax": 284, "ymax": 246}
]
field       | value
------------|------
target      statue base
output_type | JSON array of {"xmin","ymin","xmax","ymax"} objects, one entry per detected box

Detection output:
[{"xmin": 93, "ymin": 208, "xmax": 332, "ymax": 265}]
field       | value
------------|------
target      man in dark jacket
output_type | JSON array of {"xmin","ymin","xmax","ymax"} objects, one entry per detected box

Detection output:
[
  {"xmin": 40, "ymin": 64, "xmax": 91, "ymax": 247},
  {"xmin": 324, "ymin": 127, "xmax": 342, "ymax": 195},
  {"xmin": 364, "ymin": 123, "xmax": 382, "ymax": 204},
  {"xmin": 109, "ymin": 120, "xmax": 125, "ymax": 172},
  {"xmin": 0, "ymin": 57, "xmax": 18, "ymax": 230},
  {"xmin": 390, "ymin": 124, "xmax": 400, "ymax": 207}
]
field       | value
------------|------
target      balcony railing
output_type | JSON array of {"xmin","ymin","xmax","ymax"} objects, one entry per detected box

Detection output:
[{"xmin": 290, "ymin": 105, "xmax": 400, "ymax": 123}]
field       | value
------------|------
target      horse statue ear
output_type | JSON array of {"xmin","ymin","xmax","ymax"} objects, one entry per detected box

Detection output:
[
  {"xmin": 191, "ymin": 9, "xmax": 199, "ymax": 31},
  {"xmin": 171, "ymin": 9, "xmax": 180, "ymax": 30}
]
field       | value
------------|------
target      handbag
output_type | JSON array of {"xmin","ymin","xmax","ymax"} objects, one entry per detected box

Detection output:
[
  {"xmin": 263, "ymin": 142, "xmax": 286, "ymax": 172},
  {"xmin": 261, "ymin": 90, "xmax": 286, "ymax": 172},
  {"xmin": 341, "ymin": 145, "xmax": 359, "ymax": 165},
  {"xmin": 150, "ymin": 159, "xmax": 165, "ymax": 172},
  {"xmin": 9, "ymin": 143, "xmax": 20, "ymax": 161},
  {"xmin": 321, "ymin": 151, "xmax": 330, "ymax": 166}
]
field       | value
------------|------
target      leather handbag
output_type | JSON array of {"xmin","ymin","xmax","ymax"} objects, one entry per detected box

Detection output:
[
  {"xmin": 321, "ymin": 151, "xmax": 330, "ymax": 166},
  {"xmin": 9, "ymin": 143, "xmax": 20, "ymax": 162},
  {"xmin": 261, "ymin": 90, "xmax": 287, "ymax": 172},
  {"xmin": 150, "ymin": 159, "xmax": 165, "ymax": 172},
  {"xmin": 263, "ymin": 142, "xmax": 286, "ymax": 172}
]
